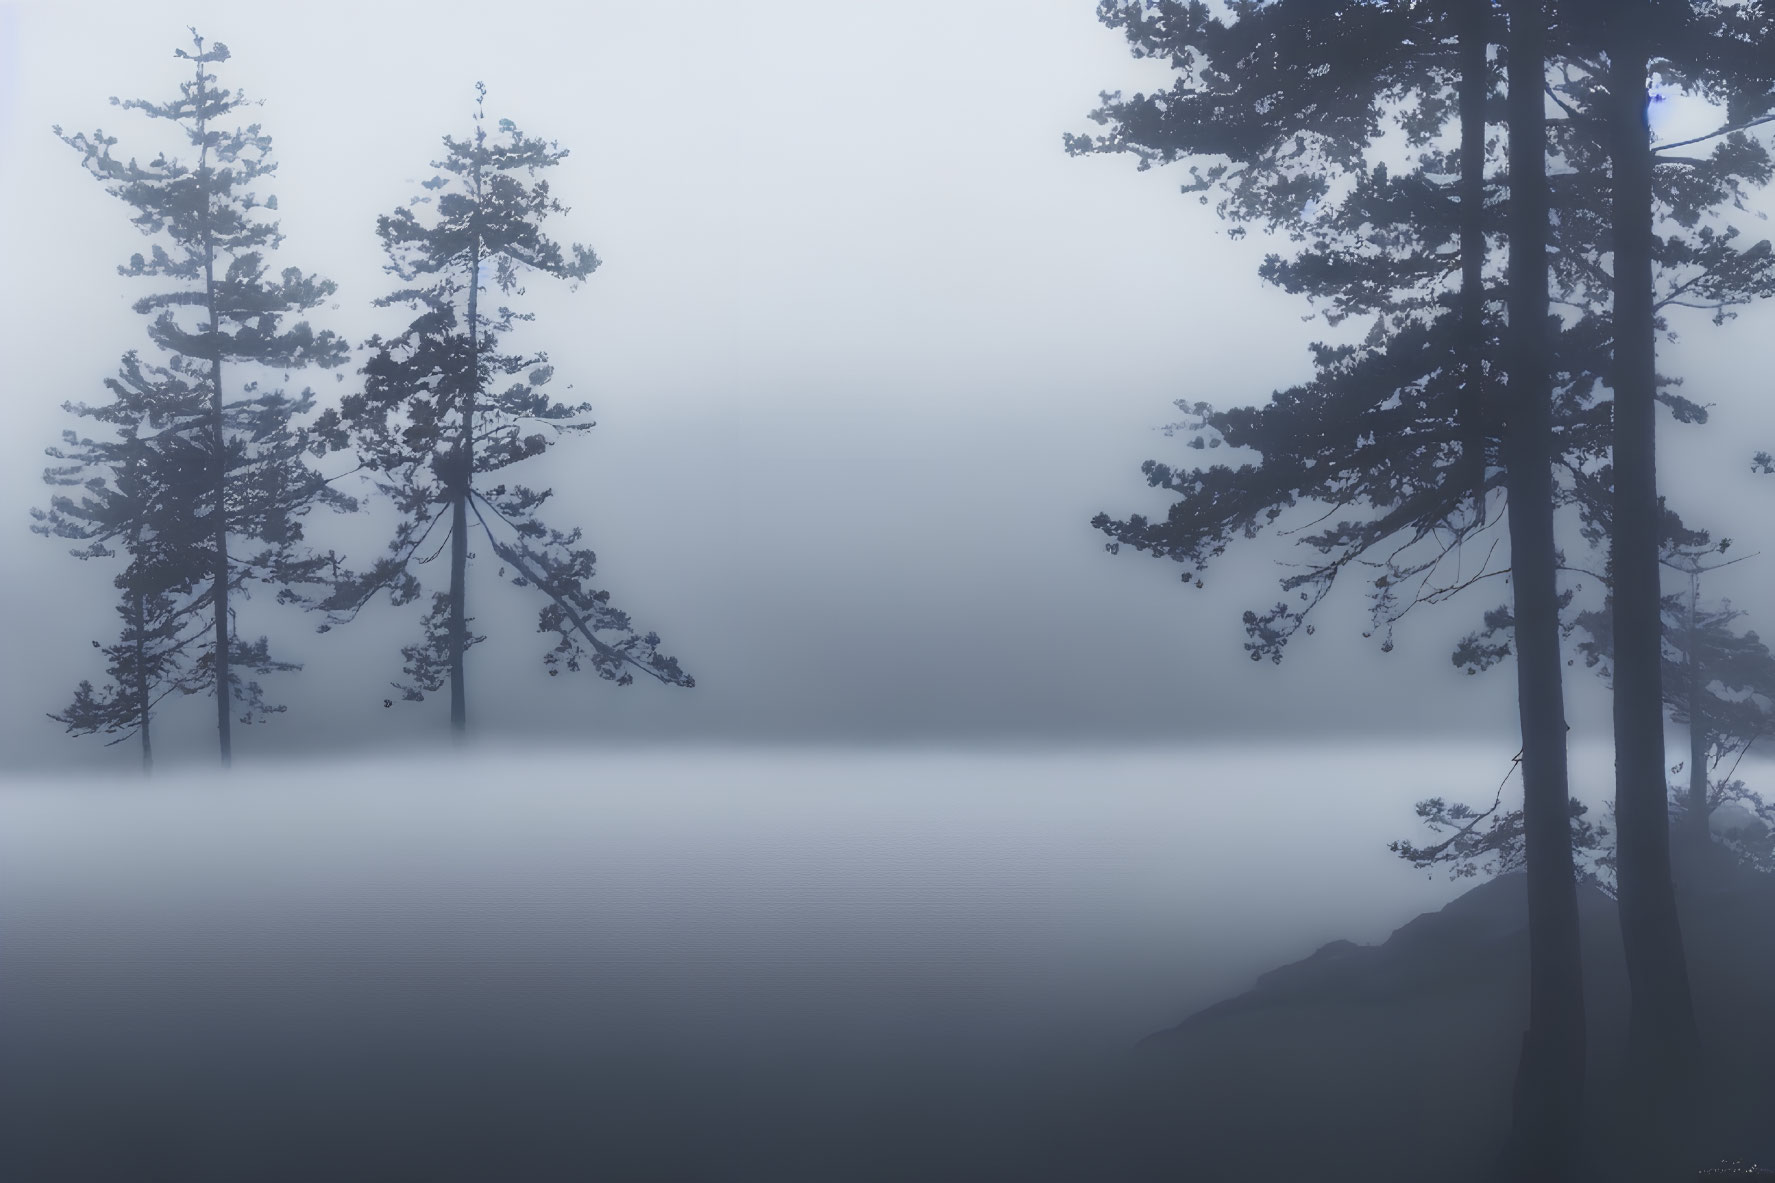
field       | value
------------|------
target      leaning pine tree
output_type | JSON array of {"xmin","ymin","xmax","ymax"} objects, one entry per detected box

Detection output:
[
  {"xmin": 55, "ymin": 30, "xmax": 354, "ymax": 766},
  {"xmin": 318, "ymin": 86, "xmax": 691, "ymax": 732}
]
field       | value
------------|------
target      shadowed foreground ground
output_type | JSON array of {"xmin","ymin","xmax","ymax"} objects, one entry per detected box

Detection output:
[
  {"xmin": 1125, "ymin": 871, "xmax": 1775, "ymax": 1182},
  {"xmin": 13, "ymin": 871, "xmax": 1755, "ymax": 1182}
]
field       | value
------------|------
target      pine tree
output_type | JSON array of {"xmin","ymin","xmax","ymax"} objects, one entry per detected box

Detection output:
[
  {"xmin": 1663, "ymin": 572, "xmax": 1775, "ymax": 869},
  {"xmin": 318, "ymin": 86, "xmax": 691, "ymax": 733},
  {"xmin": 1398, "ymin": 545, "xmax": 1775, "ymax": 886},
  {"xmin": 1074, "ymin": 3, "xmax": 1775, "ymax": 653},
  {"xmin": 54, "ymin": 29, "xmax": 352, "ymax": 766},
  {"xmin": 1072, "ymin": 6, "xmax": 1592, "ymax": 1167},
  {"xmin": 1604, "ymin": 0, "xmax": 1704, "ymax": 1107},
  {"xmin": 1583, "ymin": 541, "xmax": 1775, "ymax": 874},
  {"xmin": 1072, "ymin": 1, "xmax": 1775, "ymax": 1173},
  {"xmin": 1597, "ymin": 0, "xmax": 1775, "ymax": 1118},
  {"xmin": 1497, "ymin": 6, "xmax": 1591, "ymax": 1172},
  {"xmin": 33, "ymin": 353, "xmax": 211, "ymax": 770}
]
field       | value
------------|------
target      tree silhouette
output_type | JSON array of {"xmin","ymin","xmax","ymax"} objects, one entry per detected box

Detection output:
[
  {"xmin": 1072, "ymin": 0, "xmax": 1775, "ymax": 1173},
  {"xmin": 1498, "ymin": 6, "xmax": 1590, "ymax": 1169},
  {"xmin": 1584, "ymin": 542, "xmax": 1775, "ymax": 882},
  {"xmin": 33, "ymin": 353, "xmax": 211, "ymax": 770},
  {"xmin": 52, "ymin": 29, "xmax": 353, "ymax": 766},
  {"xmin": 1071, "ymin": 3, "xmax": 1593, "ymax": 1166},
  {"xmin": 1660, "ymin": 568, "xmax": 1775, "ymax": 872},
  {"xmin": 1397, "ymin": 549, "xmax": 1775, "ymax": 885},
  {"xmin": 318, "ymin": 86, "xmax": 691, "ymax": 734}
]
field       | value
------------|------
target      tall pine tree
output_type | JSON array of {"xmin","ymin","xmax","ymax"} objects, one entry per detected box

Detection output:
[
  {"xmin": 318, "ymin": 86, "xmax": 691, "ymax": 733},
  {"xmin": 1603, "ymin": 0, "xmax": 1700, "ymax": 1138},
  {"xmin": 1500, "ymin": 6, "xmax": 1588, "ymax": 1174},
  {"xmin": 55, "ymin": 30, "xmax": 352, "ymax": 766},
  {"xmin": 1072, "ymin": 1, "xmax": 1775, "ymax": 1174},
  {"xmin": 1072, "ymin": 5, "xmax": 1593, "ymax": 1168}
]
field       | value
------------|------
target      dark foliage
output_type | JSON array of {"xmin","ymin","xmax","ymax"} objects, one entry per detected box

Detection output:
[
  {"xmin": 318, "ymin": 87, "xmax": 690, "ymax": 726},
  {"xmin": 43, "ymin": 30, "xmax": 350, "ymax": 764}
]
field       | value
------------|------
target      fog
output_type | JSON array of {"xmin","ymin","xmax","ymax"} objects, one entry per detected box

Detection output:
[
  {"xmin": 7, "ymin": 1, "xmax": 1774, "ymax": 768},
  {"xmin": 7, "ymin": 3, "xmax": 1775, "ymax": 1178},
  {"xmin": 7, "ymin": 2, "xmax": 1775, "ymax": 772},
  {"xmin": 3, "ymin": 743, "xmax": 1529, "ymax": 1181}
]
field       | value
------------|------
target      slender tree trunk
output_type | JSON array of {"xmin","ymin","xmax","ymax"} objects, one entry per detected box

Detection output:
[
  {"xmin": 1503, "ymin": 2, "xmax": 1586, "ymax": 1177},
  {"xmin": 1687, "ymin": 575, "xmax": 1710, "ymax": 845},
  {"xmin": 1458, "ymin": 0, "xmax": 1490, "ymax": 519},
  {"xmin": 207, "ymin": 323, "xmax": 230, "ymax": 766},
  {"xmin": 1607, "ymin": 0, "xmax": 1700, "ymax": 1112},
  {"xmin": 194, "ymin": 62, "xmax": 232, "ymax": 769},
  {"xmin": 134, "ymin": 585, "xmax": 152, "ymax": 775},
  {"xmin": 448, "ymin": 141, "xmax": 484, "ymax": 738},
  {"xmin": 126, "ymin": 444, "xmax": 153, "ymax": 775},
  {"xmin": 449, "ymin": 482, "xmax": 469, "ymax": 735}
]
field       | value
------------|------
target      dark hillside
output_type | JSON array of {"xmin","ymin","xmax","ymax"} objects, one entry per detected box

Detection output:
[{"xmin": 1127, "ymin": 873, "xmax": 1775, "ymax": 1182}]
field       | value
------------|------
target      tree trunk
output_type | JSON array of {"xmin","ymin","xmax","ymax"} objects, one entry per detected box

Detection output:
[
  {"xmin": 449, "ymin": 142, "xmax": 485, "ymax": 739},
  {"xmin": 126, "ymin": 444, "xmax": 153, "ymax": 776},
  {"xmin": 134, "ymin": 585, "xmax": 152, "ymax": 775},
  {"xmin": 449, "ymin": 489, "xmax": 468, "ymax": 735},
  {"xmin": 194, "ymin": 59, "xmax": 232, "ymax": 769},
  {"xmin": 1606, "ymin": 0, "xmax": 1700, "ymax": 1111},
  {"xmin": 208, "ymin": 344, "xmax": 230, "ymax": 766},
  {"xmin": 448, "ymin": 262, "xmax": 476, "ymax": 736},
  {"xmin": 1458, "ymin": 0, "xmax": 1490, "ymax": 518},
  {"xmin": 1503, "ymin": 1, "xmax": 1586, "ymax": 1177},
  {"xmin": 1686, "ymin": 575, "xmax": 1710, "ymax": 847}
]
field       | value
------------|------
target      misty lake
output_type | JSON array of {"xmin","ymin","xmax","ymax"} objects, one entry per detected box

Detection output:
[{"xmin": 0, "ymin": 743, "xmax": 1563, "ymax": 1181}]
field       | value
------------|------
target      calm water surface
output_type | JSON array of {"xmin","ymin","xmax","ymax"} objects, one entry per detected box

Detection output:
[{"xmin": 1, "ymin": 744, "xmax": 1522, "ymax": 1181}]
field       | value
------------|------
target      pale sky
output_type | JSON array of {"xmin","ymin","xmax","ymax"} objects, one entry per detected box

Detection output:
[{"xmin": 5, "ymin": 0, "xmax": 1775, "ymax": 770}]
